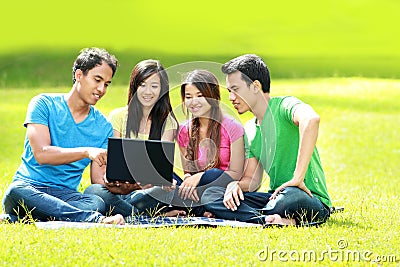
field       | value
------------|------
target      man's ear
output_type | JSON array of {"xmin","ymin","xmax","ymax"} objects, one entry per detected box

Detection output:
[
  {"xmin": 252, "ymin": 80, "xmax": 262, "ymax": 93},
  {"xmin": 75, "ymin": 69, "xmax": 83, "ymax": 82}
]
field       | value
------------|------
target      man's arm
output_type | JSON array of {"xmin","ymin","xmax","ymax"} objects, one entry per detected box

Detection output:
[
  {"xmin": 27, "ymin": 123, "xmax": 107, "ymax": 166},
  {"xmin": 92, "ymin": 128, "xmax": 143, "ymax": 194},
  {"xmin": 223, "ymin": 157, "xmax": 264, "ymax": 211},
  {"xmin": 270, "ymin": 103, "xmax": 318, "ymax": 198}
]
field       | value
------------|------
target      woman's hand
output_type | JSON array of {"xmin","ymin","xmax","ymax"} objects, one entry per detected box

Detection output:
[
  {"xmin": 178, "ymin": 173, "xmax": 202, "ymax": 201},
  {"xmin": 104, "ymin": 177, "xmax": 152, "ymax": 195},
  {"xmin": 162, "ymin": 179, "xmax": 177, "ymax": 192}
]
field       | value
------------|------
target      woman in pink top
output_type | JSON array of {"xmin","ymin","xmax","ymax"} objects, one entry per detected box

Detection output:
[{"xmin": 171, "ymin": 69, "xmax": 245, "ymax": 216}]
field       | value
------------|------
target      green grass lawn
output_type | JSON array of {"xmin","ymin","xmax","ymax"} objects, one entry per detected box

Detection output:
[
  {"xmin": 1, "ymin": 0, "xmax": 399, "ymax": 265},
  {"xmin": 1, "ymin": 78, "xmax": 399, "ymax": 266}
]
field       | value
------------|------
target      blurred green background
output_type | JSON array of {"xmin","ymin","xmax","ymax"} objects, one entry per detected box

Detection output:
[{"xmin": 1, "ymin": 0, "xmax": 399, "ymax": 88}]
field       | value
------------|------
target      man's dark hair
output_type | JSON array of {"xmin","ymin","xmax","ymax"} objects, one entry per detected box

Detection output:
[
  {"xmin": 72, "ymin": 47, "xmax": 118, "ymax": 84},
  {"xmin": 221, "ymin": 54, "xmax": 270, "ymax": 93}
]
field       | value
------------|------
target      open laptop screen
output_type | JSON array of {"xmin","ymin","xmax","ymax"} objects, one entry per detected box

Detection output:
[{"xmin": 106, "ymin": 138, "xmax": 174, "ymax": 186}]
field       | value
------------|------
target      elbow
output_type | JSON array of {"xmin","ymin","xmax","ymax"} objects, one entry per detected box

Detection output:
[
  {"xmin": 231, "ymin": 173, "xmax": 241, "ymax": 181},
  {"xmin": 310, "ymin": 114, "xmax": 320, "ymax": 126},
  {"xmin": 32, "ymin": 148, "xmax": 49, "ymax": 165},
  {"xmin": 33, "ymin": 153, "xmax": 47, "ymax": 165},
  {"xmin": 249, "ymin": 177, "xmax": 262, "ymax": 192},
  {"xmin": 303, "ymin": 114, "xmax": 320, "ymax": 129},
  {"xmin": 226, "ymin": 170, "xmax": 241, "ymax": 181}
]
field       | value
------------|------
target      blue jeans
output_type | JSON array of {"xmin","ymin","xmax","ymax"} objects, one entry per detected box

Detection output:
[
  {"xmin": 84, "ymin": 184, "xmax": 174, "ymax": 217},
  {"xmin": 2, "ymin": 180, "xmax": 105, "ymax": 223},
  {"xmin": 202, "ymin": 186, "xmax": 330, "ymax": 225},
  {"xmin": 170, "ymin": 169, "xmax": 234, "ymax": 216}
]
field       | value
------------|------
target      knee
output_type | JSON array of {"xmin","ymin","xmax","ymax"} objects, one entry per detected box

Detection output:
[
  {"xmin": 202, "ymin": 169, "xmax": 223, "ymax": 181},
  {"xmin": 282, "ymin": 186, "xmax": 311, "ymax": 202},
  {"xmin": 88, "ymin": 194, "xmax": 106, "ymax": 214},
  {"xmin": 84, "ymin": 184, "xmax": 112, "ymax": 202},
  {"xmin": 4, "ymin": 180, "xmax": 30, "ymax": 200},
  {"xmin": 201, "ymin": 186, "xmax": 224, "ymax": 206},
  {"xmin": 144, "ymin": 186, "xmax": 173, "ymax": 202},
  {"xmin": 84, "ymin": 184, "xmax": 106, "ymax": 195},
  {"xmin": 2, "ymin": 181, "xmax": 30, "ymax": 214},
  {"xmin": 202, "ymin": 169, "xmax": 233, "ymax": 187}
]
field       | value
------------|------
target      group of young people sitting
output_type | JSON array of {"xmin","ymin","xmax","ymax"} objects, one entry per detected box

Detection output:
[{"xmin": 0, "ymin": 48, "xmax": 332, "ymax": 226}]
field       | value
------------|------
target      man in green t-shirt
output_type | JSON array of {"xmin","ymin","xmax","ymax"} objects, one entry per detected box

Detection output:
[{"xmin": 202, "ymin": 54, "xmax": 332, "ymax": 226}]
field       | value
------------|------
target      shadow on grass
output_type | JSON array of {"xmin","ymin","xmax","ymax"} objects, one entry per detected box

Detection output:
[
  {"xmin": 1, "ymin": 47, "xmax": 399, "ymax": 88},
  {"xmin": 325, "ymin": 217, "xmax": 364, "ymax": 228}
]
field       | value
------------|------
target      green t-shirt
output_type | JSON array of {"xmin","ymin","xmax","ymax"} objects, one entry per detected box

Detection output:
[
  {"xmin": 244, "ymin": 96, "xmax": 332, "ymax": 207},
  {"xmin": 108, "ymin": 106, "xmax": 177, "ymax": 140}
]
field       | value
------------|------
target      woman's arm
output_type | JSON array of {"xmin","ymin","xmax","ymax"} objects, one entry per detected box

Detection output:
[
  {"xmin": 161, "ymin": 129, "xmax": 176, "ymax": 142},
  {"xmin": 178, "ymin": 145, "xmax": 203, "ymax": 201},
  {"xmin": 224, "ymin": 136, "xmax": 245, "ymax": 181}
]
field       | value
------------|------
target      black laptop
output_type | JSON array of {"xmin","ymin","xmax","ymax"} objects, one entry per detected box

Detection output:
[{"xmin": 106, "ymin": 137, "xmax": 175, "ymax": 186}]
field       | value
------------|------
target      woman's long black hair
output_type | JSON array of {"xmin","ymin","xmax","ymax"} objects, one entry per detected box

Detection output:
[{"xmin": 125, "ymin": 60, "xmax": 177, "ymax": 140}]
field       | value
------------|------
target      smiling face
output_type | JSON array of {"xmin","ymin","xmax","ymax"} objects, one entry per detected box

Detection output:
[
  {"xmin": 184, "ymin": 83, "xmax": 212, "ymax": 118},
  {"xmin": 75, "ymin": 61, "xmax": 113, "ymax": 106},
  {"xmin": 136, "ymin": 73, "xmax": 161, "ymax": 108}
]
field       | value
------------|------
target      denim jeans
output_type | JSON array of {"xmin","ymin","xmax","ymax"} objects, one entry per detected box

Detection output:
[
  {"xmin": 169, "ymin": 169, "xmax": 234, "ymax": 216},
  {"xmin": 202, "ymin": 186, "xmax": 330, "ymax": 225},
  {"xmin": 2, "ymin": 180, "xmax": 105, "ymax": 223},
  {"xmin": 84, "ymin": 184, "xmax": 174, "ymax": 217}
]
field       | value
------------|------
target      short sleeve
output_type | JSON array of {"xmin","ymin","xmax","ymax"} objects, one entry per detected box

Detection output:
[
  {"xmin": 221, "ymin": 116, "xmax": 244, "ymax": 143},
  {"xmin": 243, "ymin": 119, "xmax": 257, "ymax": 159},
  {"xmin": 280, "ymin": 96, "xmax": 303, "ymax": 123},
  {"xmin": 24, "ymin": 94, "xmax": 50, "ymax": 127},
  {"xmin": 177, "ymin": 121, "xmax": 190, "ymax": 148},
  {"xmin": 164, "ymin": 114, "xmax": 178, "ymax": 132},
  {"xmin": 244, "ymin": 132, "xmax": 255, "ymax": 159},
  {"xmin": 108, "ymin": 106, "xmax": 127, "ymax": 135}
]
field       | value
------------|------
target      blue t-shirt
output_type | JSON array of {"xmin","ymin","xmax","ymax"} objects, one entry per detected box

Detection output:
[{"xmin": 13, "ymin": 94, "xmax": 113, "ymax": 190}]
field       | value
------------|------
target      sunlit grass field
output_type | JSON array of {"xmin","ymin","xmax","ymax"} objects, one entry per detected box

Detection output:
[
  {"xmin": 1, "ymin": 78, "xmax": 399, "ymax": 266},
  {"xmin": 1, "ymin": 0, "xmax": 400, "ymax": 265}
]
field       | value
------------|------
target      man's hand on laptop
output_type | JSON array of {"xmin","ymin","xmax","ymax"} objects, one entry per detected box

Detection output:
[{"xmin": 87, "ymin": 147, "xmax": 108, "ymax": 167}]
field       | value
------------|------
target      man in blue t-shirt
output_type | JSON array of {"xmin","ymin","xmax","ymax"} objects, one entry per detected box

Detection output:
[{"xmin": 1, "ymin": 48, "xmax": 124, "ymax": 224}]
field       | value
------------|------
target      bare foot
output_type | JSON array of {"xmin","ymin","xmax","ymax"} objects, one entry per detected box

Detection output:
[
  {"xmin": 0, "ymin": 214, "xmax": 11, "ymax": 223},
  {"xmin": 203, "ymin": 211, "xmax": 214, "ymax": 218},
  {"xmin": 100, "ymin": 214, "xmax": 125, "ymax": 225},
  {"xmin": 163, "ymin": 210, "xmax": 187, "ymax": 217},
  {"xmin": 264, "ymin": 214, "xmax": 296, "ymax": 226}
]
